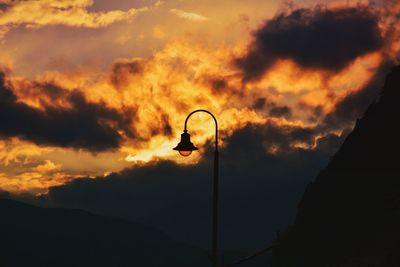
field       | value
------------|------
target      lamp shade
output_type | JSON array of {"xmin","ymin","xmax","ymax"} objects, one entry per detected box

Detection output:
[{"xmin": 173, "ymin": 131, "xmax": 198, "ymax": 156}]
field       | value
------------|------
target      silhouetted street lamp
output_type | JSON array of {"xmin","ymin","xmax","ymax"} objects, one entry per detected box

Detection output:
[{"xmin": 173, "ymin": 109, "xmax": 219, "ymax": 267}]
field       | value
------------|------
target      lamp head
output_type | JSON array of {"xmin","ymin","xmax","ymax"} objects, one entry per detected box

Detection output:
[{"xmin": 173, "ymin": 130, "xmax": 198, "ymax": 157}]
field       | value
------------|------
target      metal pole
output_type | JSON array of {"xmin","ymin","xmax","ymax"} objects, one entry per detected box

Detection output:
[{"xmin": 212, "ymin": 148, "xmax": 219, "ymax": 267}]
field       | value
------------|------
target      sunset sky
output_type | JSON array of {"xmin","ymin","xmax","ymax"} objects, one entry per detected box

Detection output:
[
  {"xmin": 0, "ymin": 0, "xmax": 397, "ymax": 194},
  {"xmin": 0, "ymin": 0, "xmax": 399, "ymax": 250}
]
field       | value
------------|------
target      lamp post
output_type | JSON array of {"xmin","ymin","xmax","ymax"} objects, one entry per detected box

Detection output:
[{"xmin": 173, "ymin": 109, "xmax": 219, "ymax": 267}]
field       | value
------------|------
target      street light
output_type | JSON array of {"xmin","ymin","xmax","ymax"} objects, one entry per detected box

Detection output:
[
  {"xmin": 173, "ymin": 131, "xmax": 198, "ymax": 156},
  {"xmin": 173, "ymin": 109, "xmax": 219, "ymax": 267}
]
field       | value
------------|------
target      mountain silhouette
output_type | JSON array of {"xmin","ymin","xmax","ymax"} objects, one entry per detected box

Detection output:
[
  {"xmin": 0, "ymin": 198, "xmax": 213, "ymax": 267},
  {"xmin": 272, "ymin": 66, "xmax": 400, "ymax": 267}
]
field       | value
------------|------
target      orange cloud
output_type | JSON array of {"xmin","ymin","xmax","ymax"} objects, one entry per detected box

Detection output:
[
  {"xmin": 34, "ymin": 160, "xmax": 62, "ymax": 173},
  {"xmin": 0, "ymin": 0, "xmax": 148, "ymax": 38},
  {"xmin": 170, "ymin": 9, "xmax": 209, "ymax": 22}
]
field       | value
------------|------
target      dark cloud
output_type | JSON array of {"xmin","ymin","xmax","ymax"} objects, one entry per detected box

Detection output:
[
  {"xmin": 252, "ymin": 97, "xmax": 266, "ymax": 110},
  {"xmin": 269, "ymin": 105, "xmax": 292, "ymax": 118},
  {"xmin": 236, "ymin": 6, "xmax": 383, "ymax": 81},
  {"xmin": 0, "ymin": 72, "xmax": 135, "ymax": 151},
  {"xmin": 37, "ymin": 122, "xmax": 343, "ymax": 252},
  {"xmin": 0, "ymin": 0, "xmax": 26, "ymax": 10},
  {"xmin": 159, "ymin": 113, "xmax": 172, "ymax": 136},
  {"xmin": 110, "ymin": 60, "xmax": 144, "ymax": 89},
  {"xmin": 0, "ymin": 3, "xmax": 9, "ymax": 11},
  {"xmin": 203, "ymin": 75, "xmax": 237, "ymax": 95},
  {"xmin": 252, "ymin": 98, "xmax": 292, "ymax": 119},
  {"xmin": 149, "ymin": 106, "xmax": 173, "ymax": 137},
  {"xmin": 210, "ymin": 78, "xmax": 228, "ymax": 91},
  {"xmin": 36, "ymin": 82, "xmax": 65, "ymax": 99},
  {"xmin": 322, "ymin": 61, "xmax": 394, "ymax": 129}
]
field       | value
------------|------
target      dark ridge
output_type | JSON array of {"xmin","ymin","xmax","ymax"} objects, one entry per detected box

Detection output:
[
  {"xmin": 0, "ymin": 198, "xmax": 210, "ymax": 267},
  {"xmin": 272, "ymin": 66, "xmax": 400, "ymax": 267}
]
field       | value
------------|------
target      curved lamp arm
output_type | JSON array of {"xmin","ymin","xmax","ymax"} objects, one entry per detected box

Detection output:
[{"xmin": 184, "ymin": 109, "xmax": 218, "ymax": 151}]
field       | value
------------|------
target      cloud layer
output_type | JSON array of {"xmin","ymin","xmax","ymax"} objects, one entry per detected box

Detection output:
[
  {"xmin": 0, "ymin": 72, "xmax": 135, "ymax": 151},
  {"xmin": 236, "ymin": 6, "xmax": 384, "ymax": 81}
]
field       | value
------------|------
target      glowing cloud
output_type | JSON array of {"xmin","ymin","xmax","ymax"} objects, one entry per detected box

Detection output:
[
  {"xmin": 0, "ymin": 0, "xmax": 147, "ymax": 38},
  {"xmin": 170, "ymin": 9, "xmax": 208, "ymax": 22}
]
